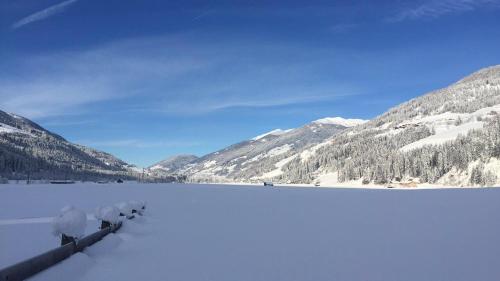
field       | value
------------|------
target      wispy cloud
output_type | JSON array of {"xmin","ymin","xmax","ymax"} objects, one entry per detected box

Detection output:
[
  {"xmin": 159, "ymin": 93, "xmax": 358, "ymax": 115},
  {"xmin": 12, "ymin": 0, "xmax": 78, "ymax": 29},
  {"xmin": 389, "ymin": 0, "xmax": 500, "ymax": 22},
  {"xmin": 0, "ymin": 36, "xmax": 210, "ymax": 118},
  {"xmin": 0, "ymin": 35, "xmax": 360, "ymax": 119}
]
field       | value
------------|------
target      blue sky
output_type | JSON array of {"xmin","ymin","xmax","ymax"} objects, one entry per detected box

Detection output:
[{"xmin": 1, "ymin": 0, "xmax": 500, "ymax": 167}]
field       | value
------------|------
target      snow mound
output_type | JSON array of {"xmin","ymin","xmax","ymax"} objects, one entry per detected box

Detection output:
[
  {"xmin": 129, "ymin": 200, "xmax": 146, "ymax": 212},
  {"xmin": 313, "ymin": 117, "xmax": 367, "ymax": 127},
  {"xmin": 116, "ymin": 202, "xmax": 134, "ymax": 216},
  {"xmin": 94, "ymin": 206, "xmax": 121, "ymax": 224},
  {"xmin": 52, "ymin": 206, "xmax": 87, "ymax": 238},
  {"xmin": 252, "ymin": 129, "xmax": 292, "ymax": 141}
]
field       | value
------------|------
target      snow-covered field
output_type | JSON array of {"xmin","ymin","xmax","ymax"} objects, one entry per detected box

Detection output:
[{"xmin": 1, "ymin": 183, "xmax": 500, "ymax": 281}]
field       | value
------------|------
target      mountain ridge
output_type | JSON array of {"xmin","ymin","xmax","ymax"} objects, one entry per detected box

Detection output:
[
  {"xmin": 0, "ymin": 110, "xmax": 139, "ymax": 181},
  {"xmin": 149, "ymin": 116, "xmax": 368, "ymax": 183}
]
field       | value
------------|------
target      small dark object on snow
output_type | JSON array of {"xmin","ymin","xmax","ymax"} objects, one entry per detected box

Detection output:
[
  {"xmin": 61, "ymin": 234, "xmax": 76, "ymax": 246},
  {"xmin": 50, "ymin": 180, "xmax": 75, "ymax": 184},
  {"xmin": 263, "ymin": 182, "xmax": 274, "ymax": 187},
  {"xmin": 100, "ymin": 220, "xmax": 111, "ymax": 229},
  {"xmin": 119, "ymin": 212, "xmax": 135, "ymax": 219},
  {"xmin": 116, "ymin": 179, "xmax": 124, "ymax": 183}
]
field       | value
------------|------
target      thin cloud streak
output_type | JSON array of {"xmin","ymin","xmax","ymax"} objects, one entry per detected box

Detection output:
[
  {"xmin": 159, "ymin": 93, "xmax": 359, "ymax": 115},
  {"xmin": 389, "ymin": 0, "xmax": 500, "ymax": 22},
  {"xmin": 0, "ymin": 35, "xmax": 362, "ymax": 119},
  {"xmin": 12, "ymin": 0, "xmax": 78, "ymax": 29}
]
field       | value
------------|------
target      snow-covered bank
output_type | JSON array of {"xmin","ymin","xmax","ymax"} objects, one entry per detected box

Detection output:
[{"xmin": 1, "ymin": 183, "xmax": 500, "ymax": 281}]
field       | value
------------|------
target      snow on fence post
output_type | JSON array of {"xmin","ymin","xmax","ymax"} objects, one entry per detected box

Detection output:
[
  {"xmin": 116, "ymin": 202, "xmax": 135, "ymax": 219},
  {"xmin": 1, "ymin": 200, "xmax": 145, "ymax": 281},
  {"xmin": 51, "ymin": 206, "xmax": 87, "ymax": 246},
  {"xmin": 129, "ymin": 200, "xmax": 147, "ymax": 216},
  {"xmin": 95, "ymin": 206, "xmax": 121, "ymax": 229}
]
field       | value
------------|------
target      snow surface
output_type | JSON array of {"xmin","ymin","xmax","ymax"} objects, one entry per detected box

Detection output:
[
  {"xmin": 52, "ymin": 206, "xmax": 87, "ymax": 239},
  {"xmin": 94, "ymin": 206, "xmax": 121, "ymax": 224},
  {"xmin": 148, "ymin": 164, "xmax": 167, "ymax": 171},
  {"xmin": 398, "ymin": 104, "xmax": 500, "ymax": 152},
  {"xmin": 313, "ymin": 117, "xmax": 367, "ymax": 127},
  {"xmin": 260, "ymin": 154, "xmax": 298, "ymax": 179},
  {"xmin": 401, "ymin": 121, "xmax": 484, "ymax": 152},
  {"xmin": 115, "ymin": 202, "xmax": 134, "ymax": 216},
  {"xmin": 252, "ymin": 129, "xmax": 292, "ymax": 141},
  {"xmin": 0, "ymin": 123, "xmax": 29, "ymax": 135},
  {"xmin": 1, "ymin": 183, "xmax": 500, "ymax": 281},
  {"xmin": 300, "ymin": 140, "xmax": 331, "ymax": 162},
  {"xmin": 7, "ymin": 112, "xmax": 23, "ymax": 120}
]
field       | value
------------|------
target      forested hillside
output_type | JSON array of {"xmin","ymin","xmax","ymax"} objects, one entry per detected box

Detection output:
[
  {"xmin": 280, "ymin": 65, "xmax": 500, "ymax": 187},
  {"xmin": 0, "ymin": 110, "xmax": 139, "ymax": 181}
]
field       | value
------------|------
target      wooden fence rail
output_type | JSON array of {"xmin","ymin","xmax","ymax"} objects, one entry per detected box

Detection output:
[{"xmin": 0, "ymin": 222, "xmax": 122, "ymax": 281}]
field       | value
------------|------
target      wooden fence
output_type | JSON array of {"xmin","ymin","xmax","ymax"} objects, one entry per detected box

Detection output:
[{"xmin": 0, "ymin": 221, "xmax": 123, "ymax": 281}]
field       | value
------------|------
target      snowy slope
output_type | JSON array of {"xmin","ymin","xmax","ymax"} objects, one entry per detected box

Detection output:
[
  {"xmin": 148, "ymin": 154, "xmax": 199, "ymax": 172},
  {"xmin": 0, "ymin": 110, "xmax": 138, "ymax": 180},
  {"xmin": 313, "ymin": 117, "xmax": 367, "ymax": 127},
  {"xmin": 252, "ymin": 129, "xmax": 293, "ymax": 141},
  {"xmin": 280, "ymin": 65, "xmax": 500, "ymax": 187},
  {"xmin": 2, "ymin": 183, "xmax": 500, "ymax": 281}
]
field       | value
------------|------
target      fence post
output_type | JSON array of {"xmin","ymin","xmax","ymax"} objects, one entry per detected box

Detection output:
[
  {"xmin": 100, "ymin": 220, "xmax": 111, "ymax": 229},
  {"xmin": 60, "ymin": 234, "xmax": 76, "ymax": 246}
]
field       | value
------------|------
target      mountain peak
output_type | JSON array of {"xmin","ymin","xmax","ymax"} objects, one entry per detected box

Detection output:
[{"xmin": 312, "ymin": 117, "xmax": 367, "ymax": 127}]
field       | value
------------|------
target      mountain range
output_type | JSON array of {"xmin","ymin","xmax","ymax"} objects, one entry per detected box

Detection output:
[
  {"xmin": 150, "ymin": 65, "xmax": 500, "ymax": 187},
  {"xmin": 2, "ymin": 65, "xmax": 499, "ymax": 187},
  {"xmin": 148, "ymin": 117, "xmax": 366, "ymax": 183}
]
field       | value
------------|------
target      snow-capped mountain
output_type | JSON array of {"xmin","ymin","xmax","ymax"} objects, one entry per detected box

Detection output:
[
  {"xmin": 150, "ymin": 117, "xmax": 367, "ymax": 183},
  {"xmin": 312, "ymin": 117, "xmax": 367, "ymax": 127},
  {"xmin": 149, "ymin": 155, "xmax": 199, "ymax": 172},
  {"xmin": 0, "ymin": 110, "xmax": 139, "ymax": 180},
  {"xmin": 280, "ymin": 65, "xmax": 500, "ymax": 187}
]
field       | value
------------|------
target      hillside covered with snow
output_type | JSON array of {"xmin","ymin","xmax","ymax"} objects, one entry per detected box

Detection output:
[
  {"xmin": 0, "ymin": 110, "xmax": 139, "ymax": 181},
  {"xmin": 280, "ymin": 65, "xmax": 500, "ymax": 187}
]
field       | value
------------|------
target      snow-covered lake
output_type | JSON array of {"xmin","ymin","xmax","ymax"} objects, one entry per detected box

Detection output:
[{"xmin": 1, "ymin": 183, "xmax": 500, "ymax": 281}]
